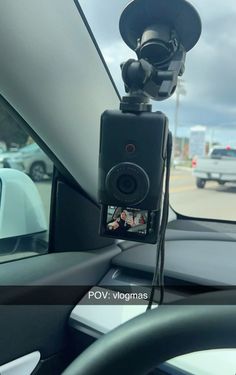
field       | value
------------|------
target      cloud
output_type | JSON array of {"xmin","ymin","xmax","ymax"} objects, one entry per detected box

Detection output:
[{"xmin": 79, "ymin": 0, "xmax": 236, "ymax": 140}]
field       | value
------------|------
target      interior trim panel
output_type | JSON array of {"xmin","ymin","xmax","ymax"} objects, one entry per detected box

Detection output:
[{"xmin": 114, "ymin": 240, "xmax": 236, "ymax": 286}]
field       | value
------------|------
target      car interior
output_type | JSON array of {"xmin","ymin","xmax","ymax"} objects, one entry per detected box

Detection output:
[{"xmin": 0, "ymin": 0, "xmax": 236, "ymax": 374}]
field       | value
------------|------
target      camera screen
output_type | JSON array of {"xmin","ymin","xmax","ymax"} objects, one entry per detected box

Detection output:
[{"xmin": 106, "ymin": 206, "xmax": 148, "ymax": 236}]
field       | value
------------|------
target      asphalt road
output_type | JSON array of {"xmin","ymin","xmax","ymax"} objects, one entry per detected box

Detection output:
[
  {"xmin": 35, "ymin": 168, "xmax": 236, "ymax": 225},
  {"xmin": 170, "ymin": 167, "xmax": 236, "ymax": 221}
]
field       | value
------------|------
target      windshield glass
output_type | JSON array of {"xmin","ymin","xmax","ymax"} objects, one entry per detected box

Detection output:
[{"xmin": 80, "ymin": 0, "xmax": 236, "ymax": 222}]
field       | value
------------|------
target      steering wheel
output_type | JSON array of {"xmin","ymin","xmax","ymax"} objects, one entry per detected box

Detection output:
[{"xmin": 62, "ymin": 290, "xmax": 236, "ymax": 375}]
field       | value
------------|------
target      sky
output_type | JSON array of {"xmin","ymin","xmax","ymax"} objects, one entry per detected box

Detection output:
[{"xmin": 79, "ymin": 0, "xmax": 236, "ymax": 146}]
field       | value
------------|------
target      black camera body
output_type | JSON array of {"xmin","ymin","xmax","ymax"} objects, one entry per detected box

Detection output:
[
  {"xmin": 98, "ymin": 110, "xmax": 168, "ymax": 210},
  {"xmin": 97, "ymin": 0, "xmax": 201, "ymax": 244},
  {"xmin": 98, "ymin": 110, "xmax": 168, "ymax": 244}
]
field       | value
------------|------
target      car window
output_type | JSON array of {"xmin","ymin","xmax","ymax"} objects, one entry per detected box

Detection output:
[
  {"xmin": 0, "ymin": 101, "xmax": 52, "ymax": 262},
  {"xmin": 225, "ymin": 149, "xmax": 236, "ymax": 158},
  {"xmin": 211, "ymin": 148, "xmax": 236, "ymax": 158},
  {"xmin": 20, "ymin": 143, "xmax": 39, "ymax": 152},
  {"xmin": 80, "ymin": 0, "xmax": 236, "ymax": 222},
  {"xmin": 211, "ymin": 149, "xmax": 225, "ymax": 157}
]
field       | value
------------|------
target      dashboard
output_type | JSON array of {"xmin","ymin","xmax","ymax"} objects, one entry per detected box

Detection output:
[{"xmin": 69, "ymin": 219, "xmax": 236, "ymax": 374}]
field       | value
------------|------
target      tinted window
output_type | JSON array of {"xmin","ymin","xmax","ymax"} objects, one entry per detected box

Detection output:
[
  {"xmin": 212, "ymin": 149, "xmax": 236, "ymax": 157},
  {"xmin": 211, "ymin": 149, "xmax": 225, "ymax": 157}
]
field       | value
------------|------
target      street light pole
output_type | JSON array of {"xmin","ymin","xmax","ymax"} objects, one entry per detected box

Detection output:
[{"xmin": 173, "ymin": 79, "xmax": 186, "ymax": 159}]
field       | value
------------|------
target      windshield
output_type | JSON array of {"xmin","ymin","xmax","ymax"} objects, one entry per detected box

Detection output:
[{"xmin": 80, "ymin": 0, "xmax": 236, "ymax": 222}]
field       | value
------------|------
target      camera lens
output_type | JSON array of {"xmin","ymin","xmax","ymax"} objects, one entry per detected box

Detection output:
[
  {"xmin": 117, "ymin": 175, "xmax": 137, "ymax": 194},
  {"xmin": 105, "ymin": 162, "xmax": 150, "ymax": 205}
]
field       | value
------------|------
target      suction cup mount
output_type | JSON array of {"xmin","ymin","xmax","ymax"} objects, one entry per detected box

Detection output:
[
  {"xmin": 119, "ymin": 0, "xmax": 202, "ymax": 110},
  {"xmin": 120, "ymin": 0, "xmax": 202, "ymax": 54}
]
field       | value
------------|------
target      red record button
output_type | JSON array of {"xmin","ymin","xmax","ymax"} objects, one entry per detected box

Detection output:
[{"xmin": 125, "ymin": 143, "xmax": 136, "ymax": 153}]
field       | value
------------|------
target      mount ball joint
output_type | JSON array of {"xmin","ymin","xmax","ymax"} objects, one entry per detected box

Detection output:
[{"xmin": 119, "ymin": 0, "xmax": 201, "ymax": 104}]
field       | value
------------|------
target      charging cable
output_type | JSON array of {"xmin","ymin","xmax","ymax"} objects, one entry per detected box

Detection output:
[{"xmin": 147, "ymin": 131, "xmax": 172, "ymax": 310}]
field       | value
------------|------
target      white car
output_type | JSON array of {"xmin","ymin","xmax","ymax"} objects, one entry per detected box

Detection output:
[
  {"xmin": 3, "ymin": 143, "xmax": 53, "ymax": 181},
  {"xmin": 0, "ymin": 149, "xmax": 19, "ymax": 167},
  {"xmin": 193, "ymin": 147, "xmax": 236, "ymax": 188}
]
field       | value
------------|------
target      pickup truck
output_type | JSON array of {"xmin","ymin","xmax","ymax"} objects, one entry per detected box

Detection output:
[{"xmin": 192, "ymin": 147, "xmax": 236, "ymax": 188}]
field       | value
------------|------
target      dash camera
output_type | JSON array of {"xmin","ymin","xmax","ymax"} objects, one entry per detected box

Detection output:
[
  {"xmin": 98, "ymin": 0, "xmax": 201, "ymax": 244},
  {"xmin": 98, "ymin": 110, "xmax": 168, "ymax": 244},
  {"xmin": 98, "ymin": 110, "xmax": 168, "ymax": 210}
]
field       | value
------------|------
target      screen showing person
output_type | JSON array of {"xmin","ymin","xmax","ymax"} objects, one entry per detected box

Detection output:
[{"xmin": 106, "ymin": 206, "xmax": 148, "ymax": 236}]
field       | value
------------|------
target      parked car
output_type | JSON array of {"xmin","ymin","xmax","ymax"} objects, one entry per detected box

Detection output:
[
  {"xmin": 192, "ymin": 146, "xmax": 236, "ymax": 188},
  {"xmin": 0, "ymin": 149, "xmax": 20, "ymax": 168},
  {"xmin": 3, "ymin": 143, "xmax": 53, "ymax": 181}
]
